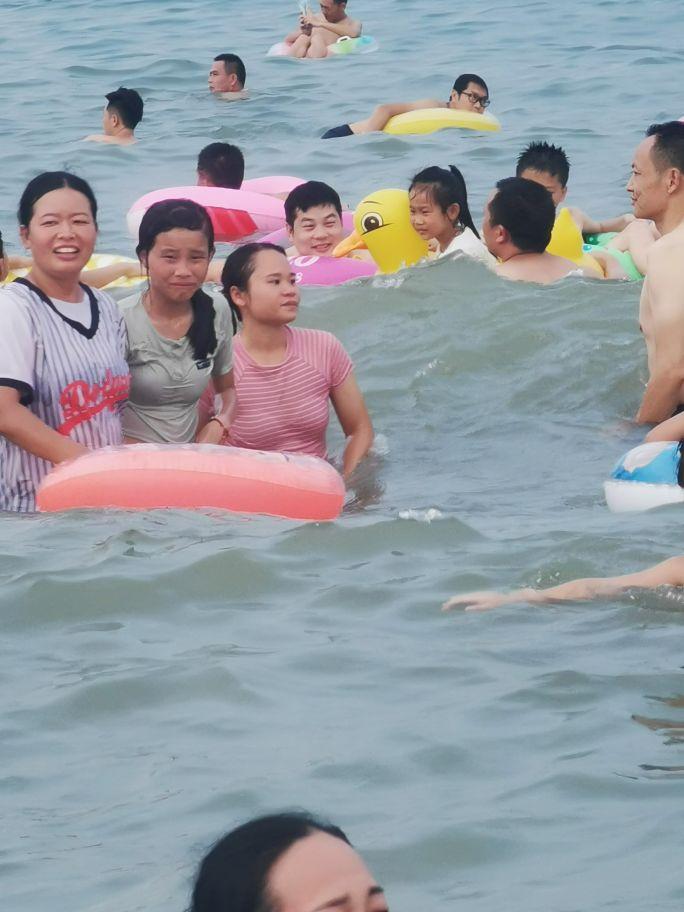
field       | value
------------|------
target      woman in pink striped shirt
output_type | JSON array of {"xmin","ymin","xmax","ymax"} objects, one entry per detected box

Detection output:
[{"xmin": 220, "ymin": 243, "xmax": 373, "ymax": 479}]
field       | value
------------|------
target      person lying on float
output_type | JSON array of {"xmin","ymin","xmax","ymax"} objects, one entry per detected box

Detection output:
[{"xmin": 322, "ymin": 73, "xmax": 489, "ymax": 138}]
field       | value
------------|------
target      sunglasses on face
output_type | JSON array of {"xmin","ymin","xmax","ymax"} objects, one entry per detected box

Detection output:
[{"xmin": 461, "ymin": 91, "xmax": 490, "ymax": 108}]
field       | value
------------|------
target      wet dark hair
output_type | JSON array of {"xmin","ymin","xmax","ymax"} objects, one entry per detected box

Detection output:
[
  {"xmin": 105, "ymin": 87, "xmax": 144, "ymax": 130},
  {"xmin": 136, "ymin": 199, "xmax": 217, "ymax": 361},
  {"xmin": 284, "ymin": 181, "xmax": 342, "ymax": 228},
  {"xmin": 214, "ymin": 53, "xmax": 246, "ymax": 88},
  {"xmin": 646, "ymin": 121, "xmax": 684, "ymax": 174},
  {"xmin": 221, "ymin": 242, "xmax": 288, "ymax": 333},
  {"xmin": 190, "ymin": 811, "xmax": 351, "ymax": 912},
  {"xmin": 409, "ymin": 165, "xmax": 480, "ymax": 238},
  {"xmin": 488, "ymin": 177, "xmax": 555, "ymax": 253},
  {"xmin": 18, "ymin": 171, "xmax": 98, "ymax": 228},
  {"xmin": 197, "ymin": 142, "xmax": 245, "ymax": 189},
  {"xmin": 452, "ymin": 73, "xmax": 488, "ymax": 97},
  {"xmin": 516, "ymin": 141, "xmax": 570, "ymax": 188},
  {"xmin": 0, "ymin": 229, "xmax": 4, "ymax": 259}
]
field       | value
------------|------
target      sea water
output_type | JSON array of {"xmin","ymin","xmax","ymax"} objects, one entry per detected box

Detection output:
[{"xmin": 1, "ymin": 1, "xmax": 683, "ymax": 910}]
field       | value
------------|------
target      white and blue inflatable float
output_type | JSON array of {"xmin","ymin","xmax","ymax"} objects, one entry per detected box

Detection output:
[{"xmin": 604, "ymin": 441, "xmax": 684, "ymax": 513}]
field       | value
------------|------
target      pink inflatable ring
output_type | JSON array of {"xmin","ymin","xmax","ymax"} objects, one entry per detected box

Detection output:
[{"xmin": 36, "ymin": 444, "xmax": 346, "ymax": 521}]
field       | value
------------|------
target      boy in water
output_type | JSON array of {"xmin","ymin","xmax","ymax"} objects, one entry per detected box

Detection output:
[
  {"xmin": 85, "ymin": 87, "xmax": 143, "ymax": 145},
  {"xmin": 322, "ymin": 73, "xmax": 490, "ymax": 138},
  {"xmin": 516, "ymin": 141, "xmax": 658, "ymax": 277},
  {"xmin": 285, "ymin": 1, "xmax": 361, "ymax": 59}
]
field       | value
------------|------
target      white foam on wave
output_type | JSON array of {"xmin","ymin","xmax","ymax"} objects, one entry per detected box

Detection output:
[{"xmin": 398, "ymin": 507, "xmax": 443, "ymax": 523}]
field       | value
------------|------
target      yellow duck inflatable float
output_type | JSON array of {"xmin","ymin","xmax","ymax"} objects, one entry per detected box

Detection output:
[
  {"xmin": 333, "ymin": 189, "xmax": 429, "ymax": 273},
  {"xmin": 547, "ymin": 208, "xmax": 604, "ymax": 277}
]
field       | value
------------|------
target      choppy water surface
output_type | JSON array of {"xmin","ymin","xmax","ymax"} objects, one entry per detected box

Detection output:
[{"xmin": 1, "ymin": 2, "xmax": 683, "ymax": 910}]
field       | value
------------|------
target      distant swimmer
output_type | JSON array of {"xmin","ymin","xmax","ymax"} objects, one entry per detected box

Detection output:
[
  {"xmin": 285, "ymin": 0, "xmax": 361, "ymax": 59},
  {"xmin": 482, "ymin": 177, "xmax": 591, "ymax": 284},
  {"xmin": 408, "ymin": 165, "xmax": 493, "ymax": 264},
  {"xmin": 515, "ymin": 140, "xmax": 657, "ymax": 278},
  {"xmin": 443, "ymin": 555, "xmax": 684, "ymax": 612},
  {"xmin": 197, "ymin": 142, "xmax": 245, "ymax": 189},
  {"xmin": 322, "ymin": 72, "xmax": 489, "ymax": 139},
  {"xmin": 630, "ymin": 121, "xmax": 684, "ymax": 423},
  {"xmin": 84, "ymin": 87, "xmax": 143, "ymax": 146},
  {"xmin": 208, "ymin": 53, "xmax": 247, "ymax": 99}
]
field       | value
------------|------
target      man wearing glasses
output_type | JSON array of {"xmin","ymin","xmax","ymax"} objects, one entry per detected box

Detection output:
[{"xmin": 322, "ymin": 72, "xmax": 490, "ymax": 138}]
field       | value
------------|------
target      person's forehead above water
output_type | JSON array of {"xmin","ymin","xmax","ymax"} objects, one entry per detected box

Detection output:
[
  {"xmin": 266, "ymin": 831, "xmax": 388, "ymax": 912},
  {"xmin": 293, "ymin": 204, "xmax": 342, "ymax": 227}
]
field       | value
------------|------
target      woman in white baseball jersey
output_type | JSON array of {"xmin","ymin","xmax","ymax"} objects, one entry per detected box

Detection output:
[{"xmin": 0, "ymin": 172, "xmax": 130, "ymax": 512}]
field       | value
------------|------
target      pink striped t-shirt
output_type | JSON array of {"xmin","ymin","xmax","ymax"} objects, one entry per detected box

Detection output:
[{"xmin": 226, "ymin": 326, "xmax": 353, "ymax": 457}]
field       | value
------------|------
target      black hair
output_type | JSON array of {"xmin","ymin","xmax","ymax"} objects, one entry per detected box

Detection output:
[
  {"xmin": 214, "ymin": 53, "xmax": 246, "ymax": 88},
  {"xmin": 197, "ymin": 143, "xmax": 245, "ymax": 190},
  {"xmin": 284, "ymin": 181, "xmax": 342, "ymax": 228},
  {"xmin": 488, "ymin": 177, "xmax": 555, "ymax": 253},
  {"xmin": 646, "ymin": 121, "xmax": 684, "ymax": 174},
  {"xmin": 190, "ymin": 811, "xmax": 351, "ymax": 912},
  {"xmin": 452, "ymin": 73, "xmax": 488, "ymax": 97},
  {"xmin": 409, "ymin": 165, "xmax": 480, "ymax": 238},
  {"xmin": 136, "ymin": 199, "xmax": 217, "ymax": 361},
  {"xmin": 0, "ymin": 229, "xmax": 4, "ymax": 259},
  {"xmin": 105, "ymin": 87, "xmax": 144, "ymax": 130},
  {"xmin": 221, "ymin": 242, "xmax": 287, "ymax": 334},
  {"xmin": 516, "ymin": 141, "xmax": 570, "ymax": 188},
  {"xmin": 18, "ymin": 171, "xmax": 98, "ymax": 228}
]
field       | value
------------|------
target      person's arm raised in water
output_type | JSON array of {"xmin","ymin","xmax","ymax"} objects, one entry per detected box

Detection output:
[
  {"xmin": 636, "ymin": 243, "xmax": 684, "ymax": 423},
  {"xmin": 568, "ymin": 207, "xmax": 635, "ymax": 235},
  {"xmin": 330, "ymin": 372, "xmax": 373, "ymax": 479},
  {"xmin": 442, "ymin": 556, "xmax": 684, "ymax": 612},
  {"xmin": 302, "ymin": 10, "xmax": 361, "ymax": 37},
  {"xmin": 348, "ymin": 99, "xmax": 441, "ymax": 135}
]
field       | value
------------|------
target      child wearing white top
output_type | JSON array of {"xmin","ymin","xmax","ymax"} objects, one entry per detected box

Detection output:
[{"xmin": 408, "ymin": 165, "xmax": 494, "ymax": 266}]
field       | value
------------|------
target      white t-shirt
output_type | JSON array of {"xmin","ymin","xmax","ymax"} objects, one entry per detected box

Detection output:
[
  {"xmin": 0, "ymin": 278, "xmax": 130, "ymax": 512},
  {"xmin": 439, "ymin": 227, "xmax": 495, "ymax": 266}
]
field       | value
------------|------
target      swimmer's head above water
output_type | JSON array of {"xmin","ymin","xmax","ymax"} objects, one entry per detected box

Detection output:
[
  {"xmin": 516, "ymin": 141, "xmax": 570, "ymax": 207},
  {"xmin": 208, "ymin": 53, "xmax": 246, "ymax": 93},
  {"xmin": 197, "ymin": 142, "xmax": 244, "ymax": 189},
  {"xmin": 409, "ymin": 164, "xmax": 480, "ymax": 249},
  {"xmin": 483, "ymin": 177, "xmax": 556, "ymax": 259},
  {"xmin": 189, "ymin": 811, "xmax": 388, "ymax": 912},
  {"xmin": 448, "ymin": 74, "xmax": 490, "ymax": 114},
  {"xmin": 284, "ymin": 181, "xmax": 344, "ymax": 256},
  {"xmin": 103, "ymin": 87, "xmax": 143, "ymax": 137}
]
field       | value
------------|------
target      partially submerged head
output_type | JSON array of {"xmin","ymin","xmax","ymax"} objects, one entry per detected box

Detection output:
[
  {"xmin": 103, "ymin": 87, "xmax": 144, "ymax": 135},
  {"xmin": 209, "ymin": 53, "xmax": 246, "ymax": 93},
  {"xmin": 516, "ymin": 141, "xmax": 569, "ymax": 207},
  {"xmin": 627, "ymin": 120, "xmax": 684, "ymax": 222},
  {"xmin": 483, "ymin": 176, "xmax": 555, "ymax": 259},
  {"xmin": 409, "ymin": 164, "xmax": 480, "ymax": 248},
  {"xmin": 197, "ymin": 142, "xmax": 245, "ymax": 189},
  {"xmin": 221, "ymin": 242, "xmax": 299, "ymax": 332},
  {"xmin": 18, "ymin": 171, "xmax": 98, "ymax": 279},
  {"xmin": 190, "ymin": 811, "xmax": 387, "ymax": 912},
  {"xmin": 285, "ymin": 181, "xmax": 344, "ymax": 256},
  {"xmin": 448, "ymin": 74, "xmax": 489, "ymax": 113}
]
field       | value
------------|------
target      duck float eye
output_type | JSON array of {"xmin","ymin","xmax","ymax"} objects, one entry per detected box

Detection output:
[{"xmin": 361, "ymin": 212, "xmax": 384, "ymax": 233}]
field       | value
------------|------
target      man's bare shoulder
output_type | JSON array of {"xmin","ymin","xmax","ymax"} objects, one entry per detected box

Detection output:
[{"xmin": 647, "ymin": 227, "xmax": 684, "ymax": 275}]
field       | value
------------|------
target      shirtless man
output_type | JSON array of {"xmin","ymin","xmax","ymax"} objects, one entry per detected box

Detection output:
[
  {"xmin": 286, "ymin": 0, "xmax": 361, "ymax": 59},
  {"xmin": 482, "ymin": 177, "xmax": 585, "ymax": 284},
  {"xmin": 630, "ymin": 122, "xmax": 684, "ymax": 423},
  {"xmin": 322, "ymin": 73, "xmax": 489, "ymax": 138},
  {"xmin": 84, "ymin": 87, "xmax": 143, "ymax": 146}
]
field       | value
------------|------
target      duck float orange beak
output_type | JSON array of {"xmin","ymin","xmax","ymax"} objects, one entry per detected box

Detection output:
[{"xmin": 333, "ymin": 189, "xmax": 429, "ymax": 273}]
